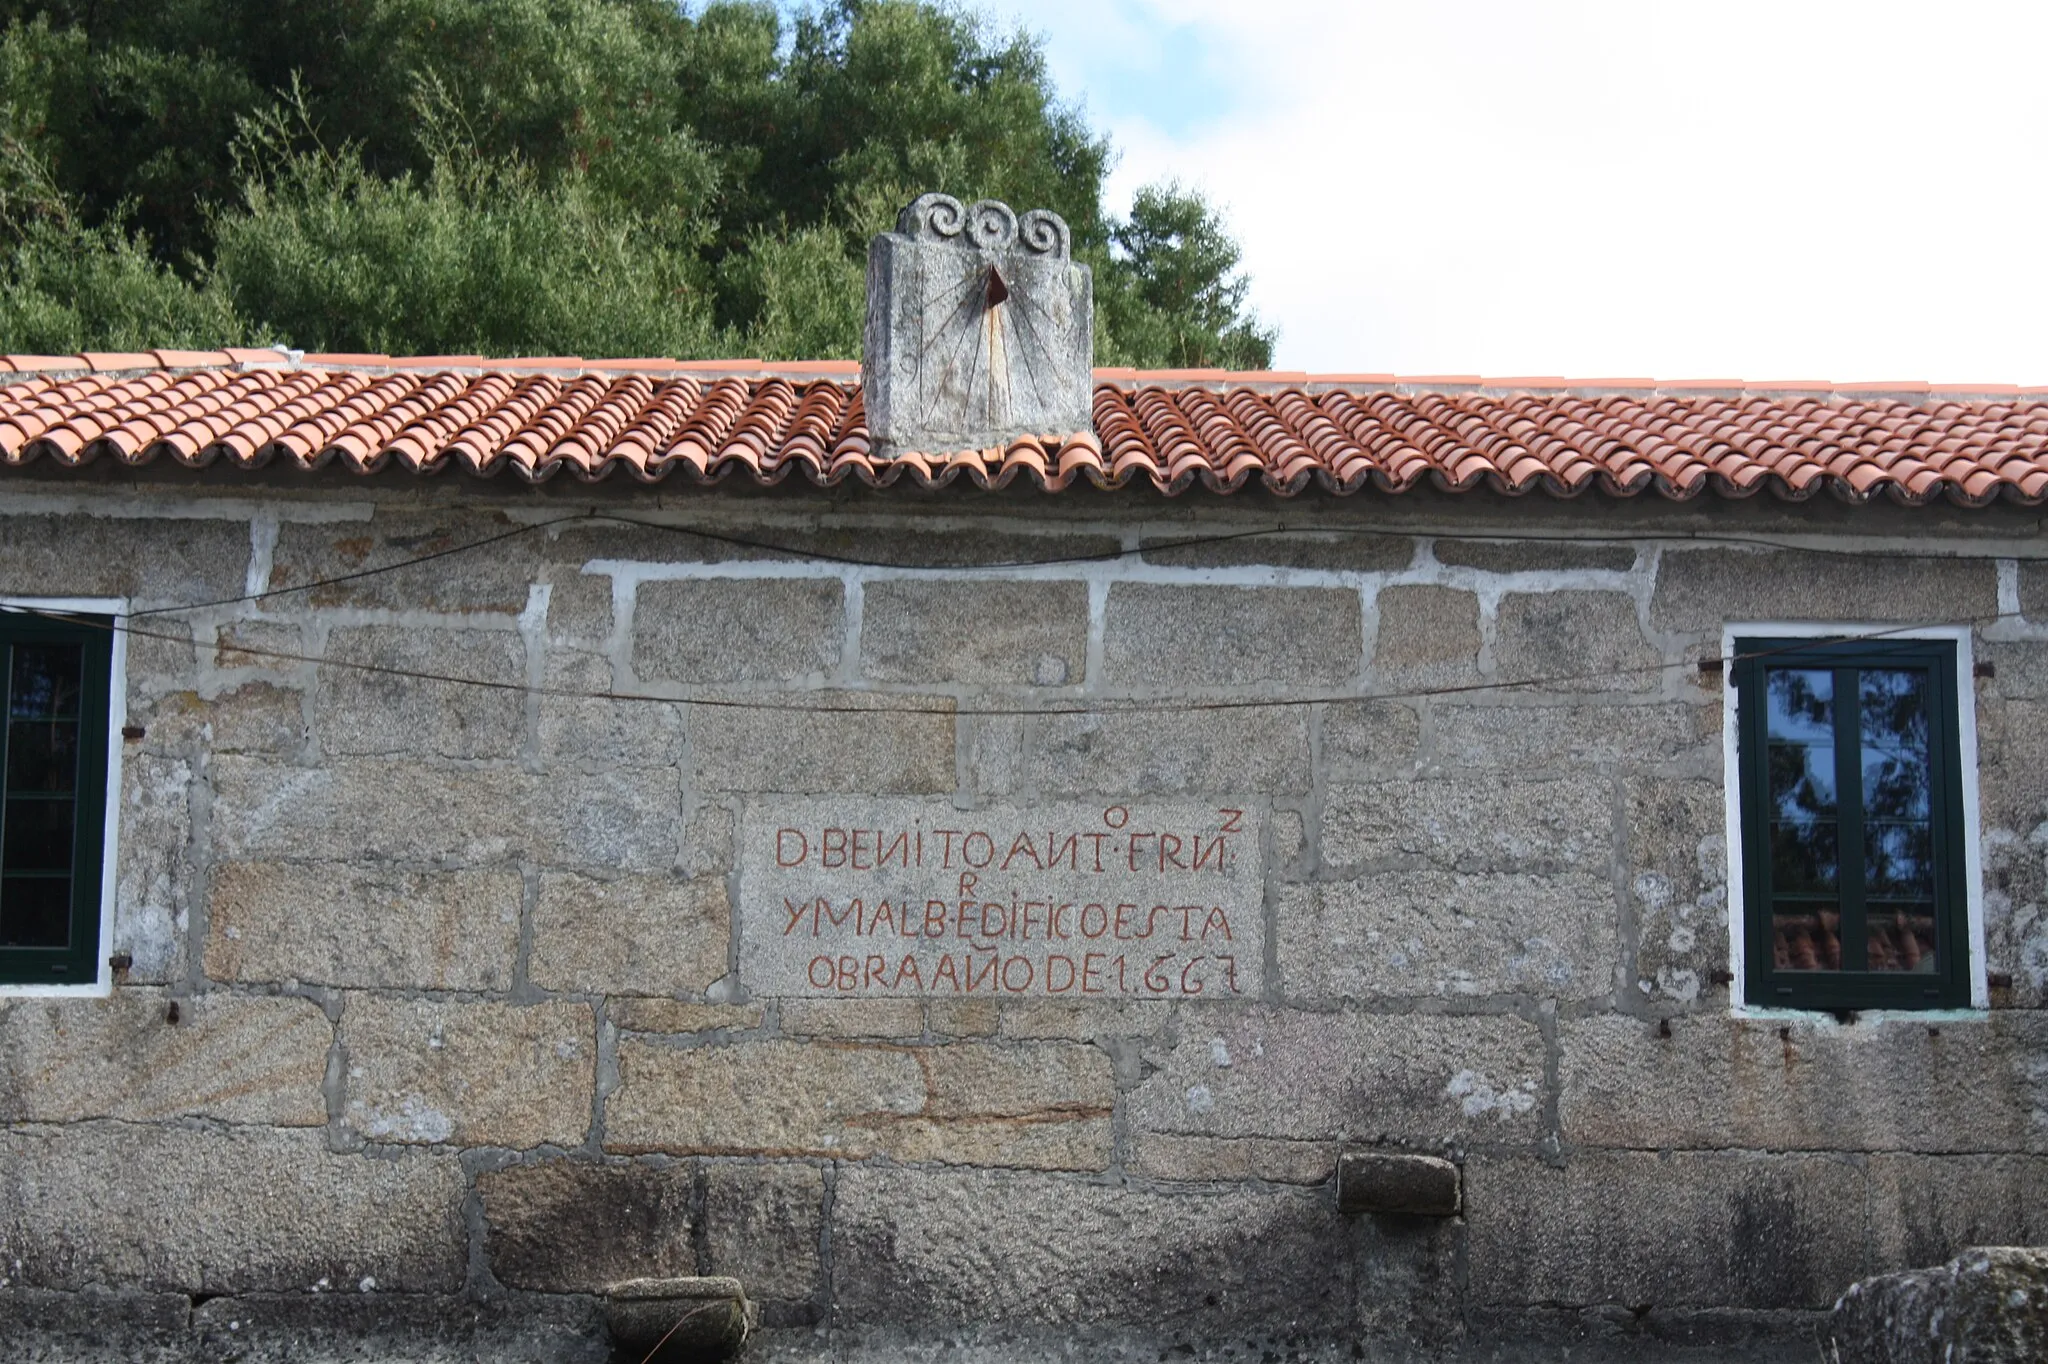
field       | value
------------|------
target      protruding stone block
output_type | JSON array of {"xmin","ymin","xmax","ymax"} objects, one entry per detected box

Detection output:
[
  {"xmin": 604, "ymin": 1277, "xmax": 753, "ymax": 1363},
  {"xmin": 1337, "ymin": 1151, "xmax": 1461, "ymax": 1216},
  {"xmin": 1824, "ymin": 1247, "xmax": 2048, "ymax": 1364},
  {"xmin": 863, "ymin": 194, "xmax": 1092, "ymax": 457}
]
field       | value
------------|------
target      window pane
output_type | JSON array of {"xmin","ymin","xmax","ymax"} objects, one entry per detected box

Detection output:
[
  {"xmin": 6, "ymin": 719, "xmax": 78, "ymax": 795},
  {"xmin": 9, "ymin": 644, "xmax": 82, "ymax": 720},
  {"xmin": 3, "ymin": 798, "xmax": 74, "ymax": 871},
  {"xmin": 1770, "ymin": 820, "xmax": 1838, "ymax": 891},
  {"xmin": 1867, "ymin": 903, "xmax": 1938, "ymax": 973},
  {"xmin": 1766, "ymin": 668, "xmax": 1834, "ymax": 743},
  {"xmin": 0, "ymin": 875, "xmax": 70, "ymax": 947},
  {"xmin": 1866, "ymin": 824, "xmax": 1934, "ymax": 897},
  {"xmin": 1773, "ymin": 904, "xmax": 1842, "ymax": 971},
  {"xmin": 1769, "ymin": 742, "xmax": 1836, "ymax": 817}
]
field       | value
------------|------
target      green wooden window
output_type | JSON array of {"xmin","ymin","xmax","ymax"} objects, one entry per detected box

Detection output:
[
  {"xmin": 1734, "ymin": 636, "xmax": 1972, "ymax": 1011},
  {"xmin": 0, "ymin": 613, "xmax": 113, "ymax": 987}
]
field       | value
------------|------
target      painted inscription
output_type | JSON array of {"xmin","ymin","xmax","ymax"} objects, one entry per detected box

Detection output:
[{"xmin": 738, "ymin": 800, "xmax": 1264, "ymax": 999}]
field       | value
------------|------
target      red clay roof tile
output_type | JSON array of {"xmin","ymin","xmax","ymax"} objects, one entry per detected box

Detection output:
[{"xmin": 4, "ymin": 353, "xmax": 2048, "ymax": 503}]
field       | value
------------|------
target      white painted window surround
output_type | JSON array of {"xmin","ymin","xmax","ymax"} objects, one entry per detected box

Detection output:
[
  {"xmin": 0, "ymin": 595, "xmax": 128, "ymax": 998},
  {"xmin": 1720, "ymin": 623, "xmax": 1989, "ymax": 1017}
]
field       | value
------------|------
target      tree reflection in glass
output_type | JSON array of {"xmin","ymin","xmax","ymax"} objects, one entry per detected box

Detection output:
[
  {"xmin": 1862, "ymin": 669, "xmax": 1936, "ymax": 973},
  {"xmin": 1766, "ymin": 668, "xmax": 1840, "ymax": 971}
]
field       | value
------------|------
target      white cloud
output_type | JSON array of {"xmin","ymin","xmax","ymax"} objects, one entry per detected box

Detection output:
[{"xmin": 1011, "ymin": 0, "xmax": 2048, "ymax": 381}]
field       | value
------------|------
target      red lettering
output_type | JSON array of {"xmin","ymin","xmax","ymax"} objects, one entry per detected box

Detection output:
[
  {"xmin": 1193, "ymin": 835, "xmax": 1227, "ymax": 872},
  {"xmin": 1046, "ymin": 955, "xmax": 1077, "ymax": 993},
  {"xmin": 979, "ymin": 901, "xmax": 1007, "ymax": 939},
  {"xmin": 931, "ymin": 954, "xmax": 961, "ymax": 992},
  {"xmin": 1180, "ymin": 957, "xmax": 1206, "ymax": 995},
  {"xmin": 864, "ymin": 955, "xmax": 888, "ymax": 989},
  {"xmin": 1001, "ymin": 831, "xmax": 1043, "ymax": 871},
  {"xmin": 850, "ymin": 828, "xmax": 873, "ymax": 870},
  {"xmin": 963, "ymin": 831, "xmax": 996, "ymax": 867},
  {"xmin": 808, "ymin": 956, "xmax": 835, "ymax": 989},
  {"xmin": 1045, "ymin": 833, "xmax": 1079, "ymax": 870},
  {"xmin": 924, "ymin": 900, "xmax": 948, "ymax": 937},
  {"xmin": 879, "ymin": 830, "xmax": 911, "ymax": 869},
  {"xmin": 1021, "ymin": 902, "xmax": 1044, "ymax": 941},
  {"xmin": 1202, "ymin": 907, "xmax": 1234, "ymax": 942},
  {"xmin": 1158, "ymin": 833, "xmax": 1187, "ymax": 870},
  {"xmin": 777, "ymin": 829, "xmax": 810, "ymax": 867},
  {"xmin": 1103, "ymin": 805, "xmax": 1130, "ymax": 828},
  {"xmin": 867, "ymin": 900, "xmax": 899, "ymax": 936},
  {"xmin": 1083, "ymin": 831, "xmax": 1110, "ymax": 871},
  {"xmin": 1218, "ymin": 808, "xmax": 1245, "ymax": 834},
  {"xmin": 784, "ymin": 898, "xmax": 809, "ymax": 936},
  {"xmin": 936, "ymin": 829, "xmax": 964, "ymax": 867},
  {"xmin": 966, "ymin": 952, "xmax": 1000, "ymax": 992},
  {"xmin": 1080, "ymin": 903, "xmax": 1108, "ymax": 938},
  {"xmin": 835, "ymin": 956, "xmax": 859, "ymax": 991},
  {"xmin": 893, "ymin": 955, "xmax": 925, "ymax": 990},
  {"xmin": 958, "ymin": 871, "xmax": 979, "ymax": 897},
  {"xmin": 1002, "ymin": 955, "xmax": 1034, "ymax": 992},
  {"xmin": 1127, "ymin": 832, "xmax": 1155, "ymax": 871},
  {"xmin": 1081, "ymin": 952, "xmax": 1106, "ymax": 994},
  {"xmin": 1143, "ymin": 955, "xmax": 1174, "ymax": 994},
  {"xmin": 822, "ymin": 828, "xmax": 847, "ymax": 868},
  {"xmin": 1220, "ymin": 955, "xmax": 1240, "ymax": 994},
  {"xmin": 1051, "ymin": 903, "xmax": 1072, "ymax": 939},
  {"xmin": 823, "ymin": 899, "xmax": 859, "ymax": 933}
]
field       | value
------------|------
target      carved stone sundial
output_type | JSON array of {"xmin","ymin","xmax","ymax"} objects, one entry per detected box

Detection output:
[{"xmin": 863, "ymin": 194, "xmax": 1094, "ymax": 458}]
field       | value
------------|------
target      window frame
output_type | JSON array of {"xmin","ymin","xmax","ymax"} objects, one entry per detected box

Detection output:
[
  {"xmin": 0, "ymin": 597, "xmax": 126, "ymax": 998},
  {"xmin": 1722, "ymin": 624, "xmax": 1986, "ymax": 1014}
]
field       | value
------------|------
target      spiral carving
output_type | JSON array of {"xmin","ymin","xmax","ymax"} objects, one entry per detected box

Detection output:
[
  {"xmin": 965, "ymin": 200, "xmax": 1018, "ymax": 251},
  {"xmin": 1017, "ymin": 209, "xmax": 1071, "ymax": 258},
  {"xmin": 896, "ymin": 192, "xmax": 966, "ymax": 240}
]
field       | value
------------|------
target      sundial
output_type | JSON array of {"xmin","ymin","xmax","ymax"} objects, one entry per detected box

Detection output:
[{"xmin": 863, "ymin": 194, "xmax": 1094, "ymax": 458}]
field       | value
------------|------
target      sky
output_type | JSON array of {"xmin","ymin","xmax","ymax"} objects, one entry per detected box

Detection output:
[{"xmin": 987, "ymin": 0, "xmax": 2048, "ymax": 383}]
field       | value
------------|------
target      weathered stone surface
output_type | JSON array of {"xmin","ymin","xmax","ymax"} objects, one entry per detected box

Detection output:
[
  {"xmin": 829, "ymin": 1165, "xmax": 1458, "ymax": 1337},
  {"xmin": 604, "ymin": 1275, "xmax": 753, "ymax": 1362},
  {"xmin": 1494, "ymin": 591, "xmax": 1661, "ymax": 693},
  {"xmin": 268, "ymin": 516, "xmax": 531, "ymax": 614},
  {"xmin": 1625, "ymin": 778, "xmax": 1731, "ymax": 1005},
  {"xmin": 633, "ymin": 578, "xmax": 844, "ymax": 684},
  {"xmin": 0, "ymin": 989, "xmax": 328, "ymax": 1126},
  {"xmin": 1337, "ymin": 1152, "xmax": 1461, "ymax": 1216},
  {"xmin": 1651, "ymin": 548, "xmax": 1997, "ymax": 633},
  {"xmin": 206, "ymin": 861, "xmax": 520, "ymax": 990},
  {"xmin": 315, "ymin": 624, "xmax": 526, "ymax": 759},
  {"xmin": 863, "ymin": 195, "xmax": 1092, "ymax": 456},
  {"xmin": 537, "ymin": 648, "xmax": 688, "ymax": 770},
  {"xmin": 544, "ymin": 570, "xmax": 614, "ymax": 650},
  {"xmin": 1865, "ymin": 1155, "xmax": 2048, "ymax": 1272},
  {"xmin": 207, "ymin": 681, "xmax": 308, "ymax": 754},
  {"xmin": 1130, "ymin": 1133, "xmax": 1339, "ymax": 1185},
  {"xmin": 0, "ymin": 1123, "xmax": 464, "ymax": 1292},
  {"xmin": 1824, "ymin": 1247, "xmax": 2048, "ymax": 1364},
  {"xmin": 530, "ymin": 873, "xmax": 730, "ymax": 997},
  {"xmin": 0, "ymin": 513, "xmax": 250, "ymax": 604},
  {"xmin": 610, "ymin": 1039, "xmax": 919, "ymax": 1159},
  {"xmin": 607, "ymin": 1040, "xmax": 1111, "ymax": 1169},
  {"xmin": 1466, "ymin": 1150, "xmax": 1868, "ymax": 1310},
  {"xmin": 342, "ymin": 997, "xmax": 594, "ymax": 1149},
  {"xmin": 1434, "ymin": 539, "xmax": 1637, "ymax": 573},
  {"xmin": 1277, "ymin": 870, "xmax": 1619, "ymax": 1001},
  {"xmin": 182, "ymin": 1291, "xmax": 609, "ymax": 1359},
  {"xmin": 1141, "ymin": 532, "xmax": 1413, "ymax": 571},
  {"xmin": 1102, "ymin": 584, "xmax": 1362, "ymax": 688},
  {"xmin": 1975, "ymin": 698, "xmax": 2048, "ymax": 832},
  {"xmin": 923, "ymin": 997, "xmax": 1001, "ymax": 1038},
  {"xmin": 778, "ymin": 999, "xmax": 924, "ymax": 1038},
  {"xmin": 690, "ymin": 693, "xmax": 954, "ymax": 793},
  {"xmin": 610, "ymin": 1000, "xmax": 762, "ymax": 1035},
  {"xmin": 1429, "ymin": 702, "xmax": 1711, "ymax": 772},
  {"xmin": 1559, "ymin": 1015, "xmax": 2043, "ymax": 1154},
  {"xmin": 1128, "ymin": 1008, "xmax": 1546, "ymax": 1143},
  {"xmin": 1321, "ymin": 699, "xmax": 1422, "ymax": 775},
  {"xmin": 700, "ymin": 1162, "xmax": 824, "ymax": 1306},
  {"xmin": 996, "ymin": 998, "xmax": 1173, "ymax": 1042},
  {"xmin": 215, "ymin": 619, "xmax": 304, "ymax": 670},
  {"xmin": 1027, "ymin": 705, "xmax": 1312, "ymax": 794},
  {"xmin": 859, "ymin": 579, "xmax": 1087, "ymax": 686},
  {"xmin": 738, "ymin": 798, "xmax": 1263, "ymax": 1002},
  {"xmin": 111, "ymin": 751, "xmax": 194, "ymax": 983},
  {"xmin": 1321, "ymin": 775, "xmax": 1612, "ymax": 872},
  {"xmin": 478, "ymin": 1158, "xmax": 694, "ymax": 1293},
  {"xmin": 1371, "ymin": 584, "xmax": 1481, "ymax": 691},
  {"xmin": 211, "ymin": 757, "xmax": 682, "ymax": 869}
]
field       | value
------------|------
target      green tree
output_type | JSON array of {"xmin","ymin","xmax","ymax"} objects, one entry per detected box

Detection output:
[{"xmin": 0, "ymin": 0, "xmax": 1274, "ymax": 368}]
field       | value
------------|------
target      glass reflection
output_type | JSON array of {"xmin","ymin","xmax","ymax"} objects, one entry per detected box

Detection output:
[
  {"xmin": 6, "ymin": 720, "xmax": 77, "ymax": 794},
  {"xmin": 3, "ymin": 799, "xmax": 73, "ymax": 871},
  {"xmin": 1868, "ymin": 905, "xmax": 1938, "ymax": 973},
  {"xmin": 8, "ymin": 645, "xmax": 81, "ymax": 720},
  {"xmin": 1765, "ymin": 668, "xmax": 1838, "ymax": 893},
  {"xmin": 1773, "ymin": 905, "xmax": 1842, "ymax": 971}
]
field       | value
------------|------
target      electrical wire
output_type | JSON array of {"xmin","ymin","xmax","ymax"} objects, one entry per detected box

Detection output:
[{"xmin": 0, "ymin": 600, "xmax": 2009, "ymax": 718}]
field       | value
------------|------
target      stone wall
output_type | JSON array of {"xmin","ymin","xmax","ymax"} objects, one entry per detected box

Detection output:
[{"xmin": 2, "ymin": 480, "xmax": 2047, "ymax": 1362}]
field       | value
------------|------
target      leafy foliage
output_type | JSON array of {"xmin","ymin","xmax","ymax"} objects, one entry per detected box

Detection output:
[{"xmin": 0, "ymin": 0, "xmax": 1273, "ymax": 367}]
